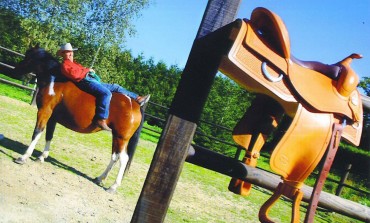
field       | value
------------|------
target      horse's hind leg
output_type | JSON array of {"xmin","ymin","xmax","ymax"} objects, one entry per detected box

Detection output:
[
  {"xmin": 94, "ymin": 137, "xmax": 130, "ymax": 193},
  {"xmin": 38, "ymin": 119, "xmax": 57, "ymax": 162},
  {"xmin": 106, "ymin": 151, "xmax": 129, "ymax": 193},
  {"xmin": 94, "ymin": 152, "xmax": 119, "ymax": 186}
]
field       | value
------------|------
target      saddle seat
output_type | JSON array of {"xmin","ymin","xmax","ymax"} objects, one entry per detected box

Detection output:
[
  {"xmin": 291, "ymin": 56, "xmax": 341, "ymax": 79},
  {"xmin": 250, "ymin": 8, "xmax": 342, "ymax": 80}
]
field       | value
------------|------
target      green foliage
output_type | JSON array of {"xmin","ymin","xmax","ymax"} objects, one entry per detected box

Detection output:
[
  {"xmin": 0, "ymin": 9, "xmax": 23, "ymax": 48},
  {"xmin": 359, "ymin": 77, "xmax": 370, "ymax": 96},
  {"xmin": 0, "ymin": 0, "xmax": 150, "ymax": 59},
  {"xmin": 197, "ymin": 75, "xmax": 255, "ymax": 156}
]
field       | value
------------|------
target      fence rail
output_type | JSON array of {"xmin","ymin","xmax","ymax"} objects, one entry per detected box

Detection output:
[{"xmin": 0, "ymin": 46, "xmax": 38, "ymax": 104}]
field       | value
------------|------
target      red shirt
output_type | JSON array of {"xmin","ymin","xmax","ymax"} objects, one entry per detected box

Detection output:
[{"xmin": 61, "ymin": 59, "xmax": 90, "ymax": 82}]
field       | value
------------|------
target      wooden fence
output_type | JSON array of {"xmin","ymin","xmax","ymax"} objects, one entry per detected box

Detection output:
[{"xmin": 0, "ymin": 46, "xmax": 37, "ymax": 104}]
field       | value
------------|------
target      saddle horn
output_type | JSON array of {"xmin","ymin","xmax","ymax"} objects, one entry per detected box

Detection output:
[{"xmin": 336, "ymin": 53, "xmax": 362, "ymax": 97}]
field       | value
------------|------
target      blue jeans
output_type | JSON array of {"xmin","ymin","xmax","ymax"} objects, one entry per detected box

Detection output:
[{"xmin": 76, "ymin": 75, "xmax": 138, "ymax": 120}]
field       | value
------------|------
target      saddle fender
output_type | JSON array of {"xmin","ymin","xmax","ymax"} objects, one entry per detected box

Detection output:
[
  {"xmin": 229, "ymin": 95, "xmax": 284, "ymax": 196},
  {"xmin": 270, "ymin": 104, "xmax": 333, "ymax": 185}
]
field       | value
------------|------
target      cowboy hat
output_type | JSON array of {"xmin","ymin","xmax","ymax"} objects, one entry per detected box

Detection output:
[{"xmin": 57, "ymin": 43, "xmax": 78, "ymax": 56}]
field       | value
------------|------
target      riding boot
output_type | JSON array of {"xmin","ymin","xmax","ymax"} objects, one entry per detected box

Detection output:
[
  {"xmin": 95, "ymin": 119, "xmax": 112, "ymax": 131},
  {"xmin": 136, "ymin": 94, "xmax": 151, "ymax": 106}
]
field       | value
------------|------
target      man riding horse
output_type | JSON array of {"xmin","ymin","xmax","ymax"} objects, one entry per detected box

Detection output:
[{"xmin": 57, "ymin": 43, "xmax": 150, "ymax": 131}]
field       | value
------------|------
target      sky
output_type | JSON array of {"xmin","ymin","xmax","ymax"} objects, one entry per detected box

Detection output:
[{"xmin": 125, "ymin": 0, "xmax": 370, "ymax": 80}]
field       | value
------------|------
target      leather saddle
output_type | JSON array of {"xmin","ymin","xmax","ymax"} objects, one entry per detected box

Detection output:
[
  {"xmin": 249, "ymin": 7, "xmax": 362, "ymax": 127},
  {"xmin": 219, "ymin": 7, "xmax": 363, "ymax": 146},
  {"xmin": 218, "ymin": 7, "xmax": 363, "ymax": 223}
]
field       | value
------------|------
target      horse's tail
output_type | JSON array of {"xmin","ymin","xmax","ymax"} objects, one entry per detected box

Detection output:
[{"xmin": 124, "ymin": 106, "xmax": 145, "ymax": 175}]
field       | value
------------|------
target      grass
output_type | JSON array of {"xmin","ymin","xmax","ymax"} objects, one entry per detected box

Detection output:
[
  {"xmin": 0, "ymin": 73, "xmax": 36, "ymax": 103},
  {"xmin": 0, "ymin": 77, "xmax": 367, "ymax": 222},
  {"xmin": 141, "ymin": 123, "xmax": 161, "ymax": 143}
]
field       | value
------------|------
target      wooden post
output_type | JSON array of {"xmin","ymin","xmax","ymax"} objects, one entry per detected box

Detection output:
[
  {"xmin": 30, "ymin": 86, "xmax": 38, "ymax": 105},
  {"xmin": 335, "ymin": 164, "xmax": 352, "ymax": 196},
  {"xmin": 131, "ymin": 1, "xmax": 242, "ymax": 222},
  {"xmin": 362, "ymin": 94, "xmax": 370, "ymax": 112}
]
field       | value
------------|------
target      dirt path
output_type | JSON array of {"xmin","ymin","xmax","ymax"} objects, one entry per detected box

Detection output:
[
  {"xmin": 0, "ymin": 141, "xmax": 136, "ymax": 223},
  {"xmin": 0, "ymin": 96, "xmax": 153, "ymax": 223}
]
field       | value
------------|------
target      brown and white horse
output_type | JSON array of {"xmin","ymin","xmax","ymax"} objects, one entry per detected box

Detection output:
[{"xmin": 13, "ymin": 45, "xmax": 143, "ymax": 193}]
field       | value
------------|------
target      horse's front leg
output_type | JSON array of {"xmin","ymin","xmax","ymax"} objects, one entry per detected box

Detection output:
[
  {"xmin": 15, "ymin": 108, "xmax": 52, "ymax": 164},
  {"xmin": 37, "ymin": 119, "xmax": 57, "ymax": 162},
  {"xmin": 15, "ymin": 126, "xmax": 43, "ymax": 164}
]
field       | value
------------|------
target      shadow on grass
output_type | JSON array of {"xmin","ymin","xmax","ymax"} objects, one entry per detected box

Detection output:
[{"xmin": 0, "ymin": 136, "xmax": 100, "ymax": 186}]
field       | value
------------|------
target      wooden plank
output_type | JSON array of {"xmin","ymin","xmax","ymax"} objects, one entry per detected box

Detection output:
[
  {"xmin": 0, "ymin": 77, "xmax": 36, "ymax": 91},
  {"xmin": 0, "ymin": 62, "xmax": 36, "ymax": 77},
  {"xmin": 362, "ymin": 94, "xmax": 370, "ymax": 111},
  {"xmin": 186, "ymin": 145, "xmax": 370, "ymax": 222},
  {"xmin": 0, "ymin": 46, "xmax": 25, "ymax": 57},
  {"xmin": 196, "ymin": 0, "xmax": 242, "ymax": 38}
]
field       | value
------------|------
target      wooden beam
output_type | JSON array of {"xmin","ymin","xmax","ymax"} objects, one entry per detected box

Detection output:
[
  {"xmin": 186, "ymin": 145, "xmax": 370, "ymax": 222},
  {"xmin": 196, "ymin": 0, "xmax": 242, "ymax": 38},
  {"xmin": 362, "ymin": 94, "xmax": 370, "ymax": 111},
  {"xmin": 0, "ymin": 77, "xmax": 36, "ymax": 91},
  {"xmin": 131, "ymin": 115, "xmax": 196, "ymax": 222}
]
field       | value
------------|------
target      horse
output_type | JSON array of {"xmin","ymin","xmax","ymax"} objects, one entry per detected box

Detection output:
[{"xmin": 13, "ymin": 45, "xmax": 143, "ymax": 193}]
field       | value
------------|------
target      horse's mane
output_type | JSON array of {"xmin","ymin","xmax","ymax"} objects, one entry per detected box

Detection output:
[{"xmin": 33, "ymin": 48, "xmax": 68, "ymax": 83}]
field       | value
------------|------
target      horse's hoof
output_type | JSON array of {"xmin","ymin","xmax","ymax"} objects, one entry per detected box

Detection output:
[
  {"xmin": 14, "ymin": 157, "xmax": 26, "ymax": 165},
  {"xmin": 93, "ymin": 178, "xmax": 103, "ymax": 186},
  {"xmin": 37, "ymin": 156, "xmax": 45, "ymax": 163},
  {"xmin": 106, "ymin": 187, "xmax": 117, "ymax": 194}
]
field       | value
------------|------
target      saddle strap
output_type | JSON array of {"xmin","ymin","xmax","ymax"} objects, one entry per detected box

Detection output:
[{"xmin": 304, "ymin": 122, "xmax": 344, "ymax": 223}]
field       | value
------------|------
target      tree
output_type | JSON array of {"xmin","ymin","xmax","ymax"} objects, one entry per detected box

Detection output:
[
  {"xmin": 0, "ymin": 0, "xmax": 150, "ymax": 59},
  {"xmin": 197, "ymin": 75, "xmax": 254, "ymax": 156}
]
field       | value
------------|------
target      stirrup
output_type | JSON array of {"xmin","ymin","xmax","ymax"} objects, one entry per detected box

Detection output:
[{"xmin": 259, "ymin": 182, "xmax": 303, "ymax": 223}]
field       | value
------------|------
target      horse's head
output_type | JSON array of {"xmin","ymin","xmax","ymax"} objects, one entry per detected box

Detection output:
[{"xmin": 14, "ymin": 44, "xmax": 61, "ymax": 85}]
